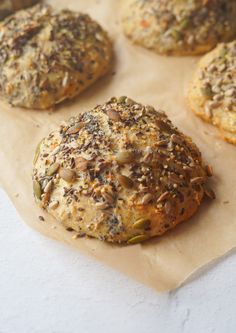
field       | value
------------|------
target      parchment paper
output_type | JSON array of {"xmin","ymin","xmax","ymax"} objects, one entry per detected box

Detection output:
[{"xmin": 0, "ymin": 0, "xmax": 236, "ymax": 292}]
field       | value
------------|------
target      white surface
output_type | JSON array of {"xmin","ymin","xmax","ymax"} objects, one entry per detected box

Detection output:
[{"xmin": 0, "ymin": 188, "xmax": 236, "ymax": 333}]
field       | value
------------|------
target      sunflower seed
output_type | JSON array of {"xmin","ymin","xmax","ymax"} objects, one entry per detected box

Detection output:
[
  {"xmin": 75, "ymin": 157, "xmax": 89, "ymax": 171},
  {"xmin": 125, "ymin": 97, "xmax": 134, "ymax": 105},
  {"xmin": 95, "ymin": 202, "xmax": 109, "ymax": 210},
  {"xmin": 204, "ymin": 187, "xmax": 216, "ymax": 200},
  {"xmin": 48, "ymin": 200, "xmax": 59, "ymax": 209},
  {"xmin": 141, "ymin": 193, "xmax": 153, "ymax": 205},
  {"xmin": 157, "ymin": 140, "xmax": 168, "ymax": 147},
  {"xmin": 164, "ymin": 201, "xmax": 172, "ymax": 215},
  {"xmin": 44, "ymin": 180, "xmax": 53, "ymax": 193},
  {"xmin": 115, "ymin": 150, "xmax": 135, "ymax": 165},
  {"xmin": 171, "ymin": 134, "xmax": 182, "ymax": 145},
  {"xmin": 204, "ymin": 105, "xmax": 212, "ymax": 118},
  {"xmin": 156, "ymin": 119, "xmax": 171, "ymax": 133},
  {"xmin": 225, "ymin": 88, "xmax": 235, "ymax": 97},
  {"xmin": 205, "ymin": 165, "xmax": 213, "ymax": 177},
  {"xmin": 118, "ymin": 175, "xmax": 134, "ymax": 189},
  {"xmin": 190, "ymin": 177, "xmax": 205, "ymax": 185},
  {"xmin": 67, "ymin": 123, "xmax": 83, "ymax": 135},
  {"xmin": 80, "ymin": 152, "xmax": 94, "ymax": 161},
  {"xmin": 156, "ymin": 191, "xmax": 169, "ymax": 203},
  {"xmin": 62, "ymin": 72, "xmax": 69, "ymax": 87},
  {"xmin": 107, "ymin": 109, "xmax": 121, "ymax": 121},
  {"xmin": 47, "ymin": 163, "xmax": 60, "ymax": 176},
  {"xmin": 168, "ymin": 173, "xmax": 181, "ymax": 183},
  {"xmin": 102, "ymin": 192, "xmax": 114, "ymax": 204},
  {"xmin": 59, "ymin": 168, "xmax": 76, "ymax": 182}
]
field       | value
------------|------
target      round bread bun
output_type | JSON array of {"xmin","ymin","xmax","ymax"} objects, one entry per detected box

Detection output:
[
  {"xmin": 0, "ymin": 0, "xmax": 39, "ymax": 20},
  {"xmin": 122, "ymin": 0, "xmax": 236, "ymax": 56},
  {"xmin": 33, "ymin": 97, "xmax": 213, "ymax": 244},
  {"xmin": 188, "ymin": 41, "xmax": 236, "ymax": 144},
  {"xmin": 0, "ymin": 4, "xmax": 112, "ymax": 109}
]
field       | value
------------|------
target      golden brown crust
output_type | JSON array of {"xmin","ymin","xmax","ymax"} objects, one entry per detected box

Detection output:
[
  {"xmin": 122, "ymin": 0, "xmax": 236, "ymax": 56},
  {"xmin": 33, "ymin": 97, "xmax": 212, "ymax": 244},
  {"xmin": 188, "ymin": 41, "xmax": 236, "ymax": 144},
  {"xmin": 0, "ymin": 4, "xmax": 112, "ymax": 109}
]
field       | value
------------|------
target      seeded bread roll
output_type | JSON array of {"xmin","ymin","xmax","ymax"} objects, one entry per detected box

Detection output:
[
  {"xmin": 122, "ymin": 0, "xmax": 236, "ymax": 56},
  {"xmin": 0, "ymin": 0, "xmax": 39, "ymax": 20},
  {"xmin": 188, "ymin": 41, "xmax": 236, "ymax": 144},
  {"xmin": 33, "ymin": 97, "xmax": 213, "ymax": 244},
  {"xmin": 0, "ymin": 4, "xmax": 112, "ymax": 109}
]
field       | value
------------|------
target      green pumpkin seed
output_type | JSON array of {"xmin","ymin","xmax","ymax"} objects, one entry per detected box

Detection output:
[
  {"xmin": 179, "ymin": 18, "xmax": 190, "ymax": 29},
  {"xmin": 46, "ymin": 163, "xmax": 60, "ymax": 176},
  {"xmin": 118, "ymin": 96, "xmax": 127, "ymax": 104},
  {"xmin": 127, "ymin": 234, "xmax": 149, "ymax": 245},
  {"xmin": 172, "ymin": 29, "xmax": 183, "ymax": 41},
  {"xmin": 33, "ymin": 141, "xmax": 42, "ymax": 165},
  {"xmin": 145, "ymin": 105, "xmax": 155, "ymax": 113},
  {"xmin": 33, "ymin": 180, "xmax": 42, "ymax": 200},
  {"xmin": 219, "ymin": 48, "xmax": 227, "ymax": 58},
  {"xmin": 201, "ymin": 86, "xmax": 213, "ymax": 98},
  {"xmin": 132, "ymin": 218, "xmax": 150, "ymax": 230}
]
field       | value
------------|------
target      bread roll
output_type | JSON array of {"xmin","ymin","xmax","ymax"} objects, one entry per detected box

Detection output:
[
  {"xmin": 188, "ymin": 41, "xmax": 236, "ymax": 144},
  {"xmin": 122, "ymin": 0, "xmax": 236, "ymax": 56},
  {"xmin": 33, "ymin": 97, "xmax": 213, "ymax": 244},
  {"xmin": 0, "ymin": 4, "xmax": 112, "ymax": 109}
]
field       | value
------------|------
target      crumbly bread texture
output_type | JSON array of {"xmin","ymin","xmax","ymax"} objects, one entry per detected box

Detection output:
[
  {"xmin": 0, "ymin": 4, "xmax": 112, "ymax": 109},
  {"xmin": 0, "ymin": 0, "xmax": 39, "ymax": 20},
  {"xmin": 188, "ymin": 41, "xmax": 236, "ymax": 144},
  {"xmin": 33, "ymin": 97, "xmax": 213, "ymax": 244},
  {"xmin": 122, "ymin": 0, "xmax": 236, "ymax": 56}
]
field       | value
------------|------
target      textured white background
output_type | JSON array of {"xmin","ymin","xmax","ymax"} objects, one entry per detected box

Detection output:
[{"xmin": 0, "ymin": 187, "xmax": 236, "ymax": 333}]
